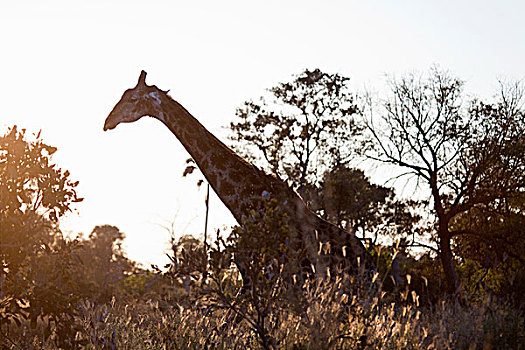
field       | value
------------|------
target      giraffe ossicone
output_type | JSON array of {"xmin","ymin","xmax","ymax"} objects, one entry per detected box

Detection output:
[{"xmin": 104, "ymin": 70, "xmax": 373, "ymax": 277}]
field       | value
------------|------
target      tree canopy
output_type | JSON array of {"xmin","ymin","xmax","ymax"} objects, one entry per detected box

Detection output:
[
  {"xmin": 229, "ymin": 68, "xmax": 361, "ymax": 192},
  {"xmin": 1, "ymin": 126, "xmax": 82, "ymax": 281},
  {"xmin": 363, "ymin": 67, "xmax": 525, "ymax": 293}
]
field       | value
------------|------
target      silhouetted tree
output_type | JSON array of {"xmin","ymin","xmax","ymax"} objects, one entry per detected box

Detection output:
[
  {"xmin": 306, "ymin": 165, "xmax": 423, "ymax": 246},
  {"xmin": 74, "ymin": 225, "xmax": 136, "ymax": 302},
  {"xmin": 229, "ymin": 68, "xmax": 361, "ymax": 196},
  {"xmin": 363, "ymin": 67, "xmax": 525, "ymax": 294},
  {"xmin": 452, "ymin": 187, "xmax": 525, "ymax": 304},
  {"xmin": 0, "ymin": 126, "xmax": 82, "ymax": 295},
  {"xmin": 1, "ymin": 126, "xmax": 78, "ymax": 251},
  {"xmin": 0, "ymin": 126, "xmax": 83, "ymax": 346}
]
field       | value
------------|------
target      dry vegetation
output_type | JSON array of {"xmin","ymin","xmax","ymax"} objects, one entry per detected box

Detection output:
[
  {"xmin": 3, "ymin": 269, "xmax": 523, "ymax": 349},
  {"xmin": 2, "ymin": 210, "xmax": 524, "ymax": 349}
]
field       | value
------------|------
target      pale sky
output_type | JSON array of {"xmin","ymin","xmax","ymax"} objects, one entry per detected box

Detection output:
[{"xmin": 1, "ymin": 0, "xmax": 524, "ymax": 267}]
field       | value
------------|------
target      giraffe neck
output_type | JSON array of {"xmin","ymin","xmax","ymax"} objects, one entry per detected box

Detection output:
[
  {"xmin": 152, "ymin": 94, "xmax": 369, "ymax": 261},
  {"xmin": 157, "ymin": 96, "xmax": 274, "ymax": 223}
]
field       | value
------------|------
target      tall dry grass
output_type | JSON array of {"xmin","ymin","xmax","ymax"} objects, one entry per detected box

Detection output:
[{"xmin": 3, "ymin": 270, "xmax": 523, "ymax": 349}]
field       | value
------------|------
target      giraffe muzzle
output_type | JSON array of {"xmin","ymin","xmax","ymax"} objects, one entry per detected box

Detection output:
[{"xmin": 103, "ymin": 118, "xmax": 117, "ymax": 131}]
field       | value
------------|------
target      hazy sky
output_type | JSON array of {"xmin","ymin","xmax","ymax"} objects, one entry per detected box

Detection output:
[{"xmin": 1, "ymin": 0, "xmax": 524, "ymax": 267}]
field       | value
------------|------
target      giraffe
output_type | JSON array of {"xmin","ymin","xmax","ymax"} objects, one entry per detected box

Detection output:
[{"xmin": 104, "ymin": 71, "xmax": 372, "ymax": 280}]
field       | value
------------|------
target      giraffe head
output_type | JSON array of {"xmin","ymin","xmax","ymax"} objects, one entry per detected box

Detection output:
[{"xmin": 104, "ymin": 70, "xmax": 168, "ymax": 131}]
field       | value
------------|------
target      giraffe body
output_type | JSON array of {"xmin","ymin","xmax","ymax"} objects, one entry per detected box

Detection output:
[{"xmin": 104, "ymin": 71, "xmax": 371, "ymax": 276}]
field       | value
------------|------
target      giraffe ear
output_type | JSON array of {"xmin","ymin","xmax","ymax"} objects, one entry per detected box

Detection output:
[{"xmin": 137, "ymin": 70, "xmax": 147, "ymax": 86}]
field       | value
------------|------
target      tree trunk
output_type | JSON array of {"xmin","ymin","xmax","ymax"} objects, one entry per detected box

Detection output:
[
  {"xmin": 430, "ymin": 174, "xmax": 459, "ymax": 295},
  {"xmin": 438, "ymin": 225, "xmax": 459, "ymax": 294}
]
